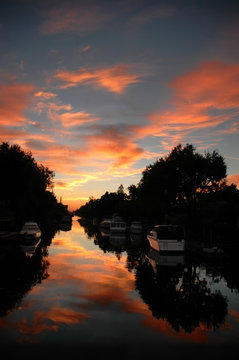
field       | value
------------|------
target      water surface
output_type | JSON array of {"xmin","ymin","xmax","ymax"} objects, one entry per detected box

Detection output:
[{"xmin": 1, "ymin": 217, "xmax": 239, "ymax": 359}]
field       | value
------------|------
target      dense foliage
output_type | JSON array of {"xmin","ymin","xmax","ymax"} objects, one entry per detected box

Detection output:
[
  {"xmin": 138, "ymin": 144, "xmax": 227, "ymax": 215},
  {"xmin": 0, "ymin": 142, "xmax": 65, "ymax": 229},
  {"xmin": 76, "ymin": 144, "xmax": 239, "ymax": 224}
]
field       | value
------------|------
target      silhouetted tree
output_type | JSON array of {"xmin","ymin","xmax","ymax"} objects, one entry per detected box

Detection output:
[
  {"xmin": 138, "ymin": 144, "xmax": 227, "ymax": 216},
  {"xmin": 75, "ymin": 144, "xmax": 238, "ymax": 226},
  {"xmin": 0, "ymin": 142, "xmax": 62, "ymax": 228},
  {"xmin": 128, "ymin": 184, "xmax": 138, "ymax": 202}
]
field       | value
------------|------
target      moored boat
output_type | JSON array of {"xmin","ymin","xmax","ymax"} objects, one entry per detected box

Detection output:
[{"xmin": 147, "ymin": 224, "xmax": 185, "ymax": 252}]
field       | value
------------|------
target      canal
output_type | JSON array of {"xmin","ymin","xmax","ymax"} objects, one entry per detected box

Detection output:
[{"xmin": 0, "ymin": 217, "xmax": 239, "ymax": 359}]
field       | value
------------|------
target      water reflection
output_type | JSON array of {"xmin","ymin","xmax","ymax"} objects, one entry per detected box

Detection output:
[
  {"xmin": 0, "ymin": 218, "xmax": 239, "ymax": 357},
  {"xmin": 0, "ymin": 245, "xmax": 49, "ymax": 317},
  {"xmin": 79, "ymin": 219, "xmax": 236, "ymax": 335},
  {"xmin": 137, "ymin": 249, "xmax": 228, "ymax": 333}
]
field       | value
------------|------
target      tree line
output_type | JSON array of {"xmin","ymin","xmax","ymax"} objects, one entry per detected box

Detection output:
[
  {"xmin": 0, "ymin": 142, "xmax": 68, "ymax": 231},
  {"xmin": 75, "ymin": 144, "xmax": 239, "ymax": 225}
]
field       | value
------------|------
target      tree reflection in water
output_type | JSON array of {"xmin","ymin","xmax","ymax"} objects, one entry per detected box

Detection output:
[
  {"xmin": 0, "ymin": 244, "xmax": 50, "ymax": 318},
  {"xmin": 135, "ymin": 249, "xmax": 228, "ymax": 333},
  {"xmin": 67, "ymin": 219, "xmax": 232, "ymax": 336}
]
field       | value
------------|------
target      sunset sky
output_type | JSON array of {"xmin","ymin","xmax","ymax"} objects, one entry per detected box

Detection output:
[{"xmin": 1, "ymin": 0, "xmax": 239, "ymax": 210}]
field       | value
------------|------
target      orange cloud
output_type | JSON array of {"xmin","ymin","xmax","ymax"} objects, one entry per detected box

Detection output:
[
  {"xmin": 35, "ymin": 101, "xmax": 72, "ymax": 120},
  {"xmin": 150, "ymin": 62, "xmax": 239, "ymax": 129},
  {"xmin": 0, "ymin": 125, "xmax": 56, "ymax": 151},
  {"xmin": 24, "ymin": 124, "xmax": 145, "ymax": 174},
  {"xmin": 58, "ymin": 111, "xmax": 100, "ymax": 128},
  {"xmin": 0, "ymin": 82, "xmax": 35, "ymax": 126},
  {"xmin": 130, "ymin": 61, "xmax": 239, "ymax": 150},
  {"xmin": 0, "ymin": 125, "xmax": 26, "ymax": 142},
  {"xmin": 34, "ymin": 90, "xmax": 57, "ymax": 99},
  {"xmin": 35, "ymin": 98, "xmax": 100, "ymax": 127},
  {"xmin": 22, "ymin": 142, "xmax": 85, "ymax": 175},
  {"xmin": 53, "ymin": 64, "xmax": 143, "ymax": 94},
  {"xmin": 163, "ymin": 61, "xmax": 239, "ymax": 132},
  {"xmin": 169, "ymin": 61, "xmax": 239, "ymax": 110},
  {"xmin": 84, "ymin": 126, "xmax": 144, "ymax": 168}
]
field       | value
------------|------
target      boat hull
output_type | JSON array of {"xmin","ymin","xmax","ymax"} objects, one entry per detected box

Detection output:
[{"xmin": 147, "ymin": 234, "xmax": 185, "ymax": 253}]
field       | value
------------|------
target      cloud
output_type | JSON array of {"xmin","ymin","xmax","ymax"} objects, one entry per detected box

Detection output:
[
  {"xmin": 16, "ymin": 122, "xmax": 145, "ymax": 184},
  {"xmin": 0, "ymin": 82, "xmax": 35, "ymax": 126},
  {"xmin": 53, "ymin": 64, "xmax": 143, "ymax": 94},
  {"xmin": 84, "ymin": 125, "xmax": 144, "ymax": 168},
  {"xmin": 82, "ymin": 45, "xmax": 91, "ymax": 52},
  {"xmin": 22, "ymin": 142, "xmax": 85, "ymax": 175},
  {"xmin": 152, "ymin": 61, "xmax": 239, "ymax": 129},
  {"xmin": 55, "ymin": 174, "xmax": 101, "ymax": 190},
  {"xmin": 35, "ymin": 101, "xmax": 72, "ymax": 119},
  {"xmin": 169, "ymin": 61, "xmax": 239, "ymax": 110},
  {"xmin": 0, "ymin": 126, "xmax": 26, "ymax": 142},
  {"xmin": 35, "ymin": 98, "xmax": 100, "ymax": 128},
  {"xmin": 133, "ymin": 61, "xmax": 239, "ymax": 150},
  {"xmin": 38, "ymin": 3, "xmax": 115, "ymax": 35},
  {"xmin": 34, "ymin": 90, "xmax": 57, "ymax": 99},
  {"xmin": 129, "ymin": 3, "xmax": 176, "ymax": 26},
  {"xmin": 58, "ymin": 111, "xmax": 100, "ymax": 128}
]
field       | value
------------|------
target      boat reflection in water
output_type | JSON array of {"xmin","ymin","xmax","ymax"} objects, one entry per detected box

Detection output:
[
  {"xmin": 147, "ymin": 247, "xmax": 185, "ymax": 273},
  {"xmin": 19, "ymin": 221, "xmax": 42, "ymax": 258},
  {"xmin": 1, "ymin": 218, "xmax": 239, "ymax": 359},
  {"xmin": 109, "ymin": 232, "xmax": 126, "ymax": 249},
  {"xmin": 130, "ymin": 233, "xmax": 143, "ymax": 246}
]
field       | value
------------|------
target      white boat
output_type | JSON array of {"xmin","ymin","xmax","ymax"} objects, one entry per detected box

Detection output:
[
  {"xmin": 130, "ymin": 221, "xmax": 143, "ymax": 234},
  {"xmin": 20, "ymin": 221, "xmax": 41, "ymax": 240},
  {"xmin": 147, "ymin": 224, "xmax": 185, "ymax": 252},
  {"xmin": 110, "ymin": 216, "xmax": 126, "ymax": 232}
]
